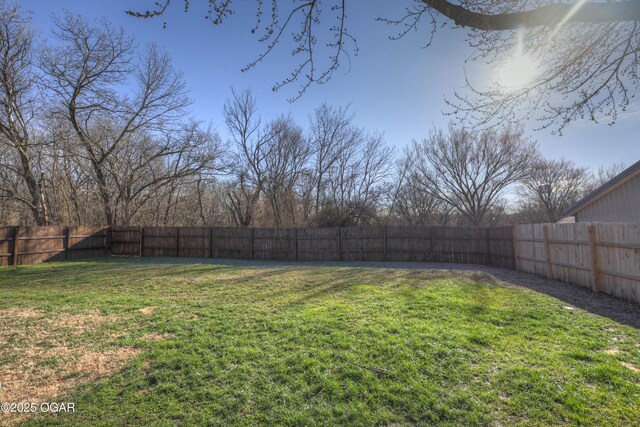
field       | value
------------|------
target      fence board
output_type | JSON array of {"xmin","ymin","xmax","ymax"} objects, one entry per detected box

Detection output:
[
  {"xmin": 0, "ymin": 226, "xmax": 108, "ymax": 265},
  {"xmin": 487, "ymin": 226, "xmax": 516, "ymax": 269},
  {"xmin": 179, "ymin": 227, "xmax": 211, "ymax": 258},
  {"xmin": 143, "ymin": 227, "xmax": 177, "ymax": 257},
  {"xmin": 67, "ymin": 226, "xmax": 108, "ymax": 260},
  {"xmin": 211, "ymin": 227, "xmax": 252, "ymax": 259},
  {"xmin": 253, "ymin": 228, "xmax": 296, "ymax": 261},
  {"xmin": 431, "ymin": 226, "xmax": 487, "ymax": 264},
  {"xmin": 297, "ymin": 227, "xmax": 340, "ymax": 261},
  {"xmin": 596, "ymin": 223, "xmax": 640, "ymax": 302},
  {"xmin": 16, "ymin": 226, "xmax": 66, "ymax": 265},
  {"xmin": 386, "ymin": 226, "xmax": 432, "ymax": 262},
  {"xmin": 515, "ymin": 224, "xmax": 548, "ymax": 277},
  {"xmin": 0, "ymin": 227, "xmax": 16, "ymax": 266},
  {"xmin": 340, "ymin": 227, "xmax": 385, "ymax": 262},
  {"xmin": 515, "ymin": 223, "xmax": 640, "ymax": 303},
  {"xmin": 110, "ymin": 226, "xmax": 141, "ymax": 256}
]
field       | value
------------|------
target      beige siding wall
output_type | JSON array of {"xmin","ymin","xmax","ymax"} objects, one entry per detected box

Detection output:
[{"xmin": 576, "ymin": 173, "xmax": 640, "ymax": 222}]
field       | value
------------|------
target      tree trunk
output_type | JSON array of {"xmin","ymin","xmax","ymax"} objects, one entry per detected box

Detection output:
[
  {"xmin": 18, "ymin": 151, "xmax": 45, "ymax": 225},
  {"xmin": 90, "ymin": 159, "xmax": 115, "ymax": 226}
]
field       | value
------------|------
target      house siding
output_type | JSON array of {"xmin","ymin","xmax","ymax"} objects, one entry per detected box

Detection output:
[{"xmin": 575, "ymin": 173, "xmax": 640, "ymax": 222}]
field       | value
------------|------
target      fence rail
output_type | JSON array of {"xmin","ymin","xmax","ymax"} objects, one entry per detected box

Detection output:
[{"xmin": 1, "ymin": 223, "xmax": 638, "ymax": 304}]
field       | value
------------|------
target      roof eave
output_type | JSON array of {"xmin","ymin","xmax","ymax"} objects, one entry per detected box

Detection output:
[{"xmin": 563, "ymin": 159, "xmax": 640, "ymax": 217}]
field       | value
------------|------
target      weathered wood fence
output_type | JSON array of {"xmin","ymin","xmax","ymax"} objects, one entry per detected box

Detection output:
[
  {"xmin": 0, "ymin": 226, "xmax": 108, "ymax": 266},
  {"xmin": 109, "ymin": 225, "xmax": 515, "ymax": 268},
  {"xmin": 1, "ymin": 223, "xmax": 638, "ymax": 303},
  {"xmin": 514, "ymin": 223, "xmax": 640, "ymax": 302}
]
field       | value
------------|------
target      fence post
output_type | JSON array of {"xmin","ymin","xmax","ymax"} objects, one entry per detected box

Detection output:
[
  {"xmin": 11, "ymin": 226, "xmax": 19, "ymax": 266},
  {"xmin": 140, "ymin": 227, "xmax": 145, "ymax": 257},
  {"xmin": 250, "ymin": 228, "xmax": 254, "ymax": 260},
  {"xmin": 587, "ymin": 224, "xmax": 601, "ymax": 293},
  {"xmin": 294, "ymin": 228, "xmax": 298, "ymax": 261},
  {"xmin": 484, "ymin": 228, "xmax": 492, "ymax": 266},
  {"xmin": 106, "ymin": 227, "xmax": 111, "ymax": 256},
  {"xmin": 543, "ymin": 224, "xmax": 554, "ymax": 279},
  {"xmin": 427, "ymin": 226, "xmax": 433, "ymax": 263},
  {"xmin": 383, "ymin": 226, "xmax": 388, "ymax": 262},
  {"xmin": 512, "ymin": 225, "xmax": 519, "ymax": 271},
  {"xmin": 209, "ymin": 228, "xmax": 213, "ymax": 258},
  {"xmin": 64, "ymin": 226, "xmax": 70, "ymax": 260},
  {"xmin": 338, "ymin": 227, "xmax": 342, "ymax": 261},
  {"xmin": 176, "ymin": 227, "xmax": 180, "ymax": 258}
]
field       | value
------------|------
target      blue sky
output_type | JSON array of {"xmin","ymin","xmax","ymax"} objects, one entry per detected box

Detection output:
[{"xmin": 21, "ymin": 0, "xmax": 639, "ymax": 170}]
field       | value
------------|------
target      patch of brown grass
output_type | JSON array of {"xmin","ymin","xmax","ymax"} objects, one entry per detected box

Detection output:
[
  {"xmin": 0, "ymin": 307, "xmax": 140, "ymax": 426},
  {"xmin": 138, "ymin": 306, "xmax": 156, "ymax": 316},
  {"xmin": 620, "ymin": 361, "xmax": 640, "ymax": 373},
  {"xmin": 141, "ymin": 332, "xmax": 172, "ymax": 341}
]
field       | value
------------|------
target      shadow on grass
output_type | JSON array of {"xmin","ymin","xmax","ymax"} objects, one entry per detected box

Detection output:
[{"xmin": 16, "ymin": 256, "xmax": 640, "ymax": 330}]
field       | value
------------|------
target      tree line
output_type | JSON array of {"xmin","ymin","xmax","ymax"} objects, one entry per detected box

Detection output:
[{"xmin": 0, "ymin": 6, "xmax": 622, "ymax": 228}]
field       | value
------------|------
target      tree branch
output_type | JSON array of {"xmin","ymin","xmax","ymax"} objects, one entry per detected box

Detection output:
[{"xmin": 420, "ymin": 0, "xmax": 640, "ymax": 30}]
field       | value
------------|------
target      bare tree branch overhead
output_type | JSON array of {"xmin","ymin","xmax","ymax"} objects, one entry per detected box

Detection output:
[
  {"xmin": 128, "ymin": 0, "xmax": 358, "ymax": 102},
  {"xmin": 125, "ymin": 1, "xmax": 640, "ymax": 132},
  {"xmin": 418, "ymin": 1, "xmax": 640, "ymax": 30}
]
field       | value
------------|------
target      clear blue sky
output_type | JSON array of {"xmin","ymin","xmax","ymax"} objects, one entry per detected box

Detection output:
[{"xmin": 21, "ymin": 0, "xmax": 639, "ymax": 170}]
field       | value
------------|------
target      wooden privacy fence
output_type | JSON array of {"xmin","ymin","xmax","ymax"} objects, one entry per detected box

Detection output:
[
  {"xmin": 0, "ymin": 226, "xmax": 108, "ymax": 266},
  {"xmin": 110, "ymin": 225, "xmax": 516, "ymax": 268},
  {"xmin": 514, "ymin": 223, "xmax": 640, "ymax": 303},
  {"xmin": 2, "ymin": 223, "xmax": 638, "ymax": 304}
]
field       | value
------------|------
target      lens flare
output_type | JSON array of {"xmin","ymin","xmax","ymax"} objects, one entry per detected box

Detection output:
[{"xmin": 497, "ymin": 32, "xmax": 538, "ymax": 90}]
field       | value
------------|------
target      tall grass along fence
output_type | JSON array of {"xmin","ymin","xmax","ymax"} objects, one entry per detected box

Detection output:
[{"xmin": 1, "ymin": 223, "xmax": 638, "ymax": 303}]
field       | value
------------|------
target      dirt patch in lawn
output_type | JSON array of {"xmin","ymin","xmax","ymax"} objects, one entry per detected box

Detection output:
[
  {"xmin": 141, "ymin": 332, "xmax": 172, "ymax": 341},
  {"xmin": 620, "ymin": 361, "xmax": 640, "ymax": 373},
  {"xmin": 0, "ymin": 307, "xmax": 140, "ymax": 425},
  {"xmin": 138, "ymin": 306, "xmax": 156, "ymax": 315}
]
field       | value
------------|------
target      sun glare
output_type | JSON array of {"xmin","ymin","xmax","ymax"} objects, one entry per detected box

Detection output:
[
  {"xmin": 497, "ymin": 32, "xmax": 538, "ymax": 90},
  {"xmin": 498, "ymin": 53, "xmax": 538, "ymax": 89}
]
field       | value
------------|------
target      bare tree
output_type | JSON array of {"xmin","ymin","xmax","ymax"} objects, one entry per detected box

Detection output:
[
  {"xmin": 307, "ymin": 103, "xmax": 360, "ymax": 219},
  {"xmin": 388, "ymin": 151, "xmax": 452, "ymax": 226},
  {"xmin": 589, "ymin": 161, "xmax": 628, "ymax": 190},
  {"xmin": 108, "ymin": 121, "xmax": 225, "ymax": 225},
  {"xmin": 517, "ymin": 158, "xmax": 590, "ymax": 223},
  {"xmin": 0, "ymin": 4, "xmax": 49, "ymax": 224},
  {"xmin": 262, "ymin": 116, "xmax": 311, "ymax": 227},
  {"xmin": 40, "ymin": 12, "xmax": 190, "ymax": 225},
  {"xmin": 223, "ymin": 88, "xmax": 270, "ymax": 227},
  {"xmin": 411, "ymin": 124, "xmax": 538, "ymax": 226},
  {"xmin": 319, "ymin": 132, "xmax": 393, "ymax": 226}
]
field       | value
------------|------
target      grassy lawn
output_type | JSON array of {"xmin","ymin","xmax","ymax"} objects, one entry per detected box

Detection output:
[{"xmin": 0, "ymin": 258, "xmax": 639, "ymax": 426}]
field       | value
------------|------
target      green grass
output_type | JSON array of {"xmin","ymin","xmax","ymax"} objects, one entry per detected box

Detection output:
[{"xmin": 0, "ymin": 257, "xmax": 639, "ymax": 426}]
